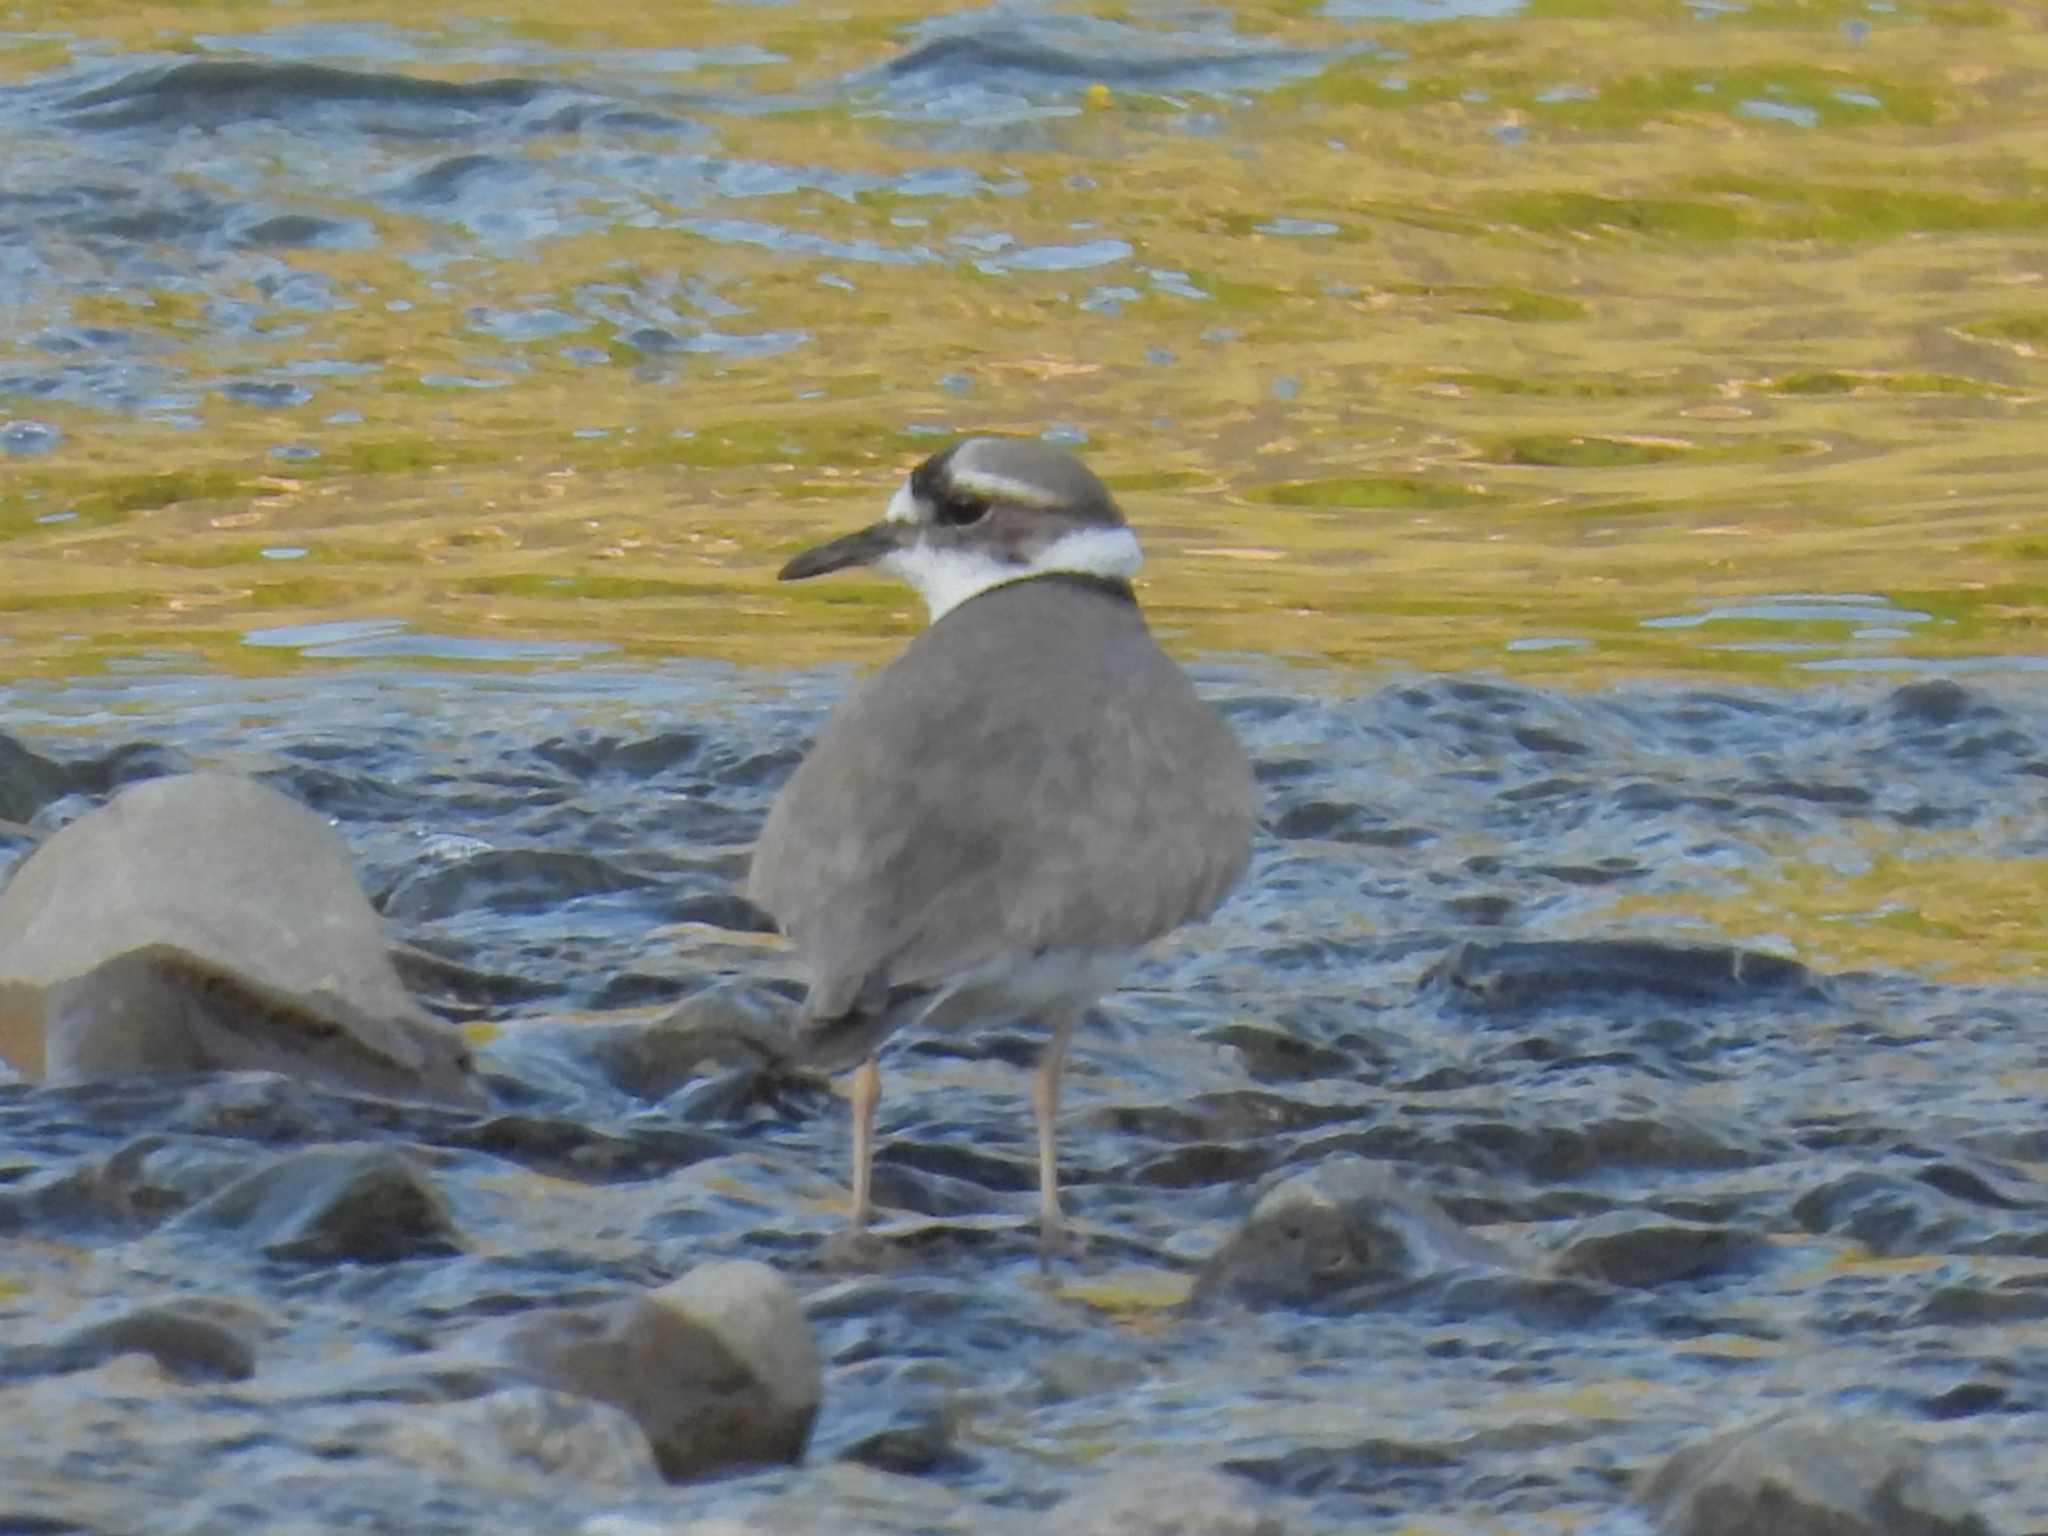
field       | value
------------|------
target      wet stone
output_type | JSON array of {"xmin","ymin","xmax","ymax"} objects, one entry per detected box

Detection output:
[
  {"xmin": 1223, "ymin": 1434, "xmax": 1460, "ymax": 1503},
  {"xmin": 1914, "ymin": 1160, "xmax": 2040, "ymax": 1211},
  {"xmin": 395, "ymin": 1386, "xmax": 663, "ymax": 1490},
  {"xmin": 0, "ymin": 732, "xmax": 192, "ymax": 826},
  {"xmin": 163, "ymin": 1070, "xmax": 365, "ymax": 1143},
  {"xmin": 1921, "ymin": 1383, "xmax": 2010, "ymax": 1421},
  {"xmin": 1909, "ymin": 1278, "xmax": 2048, "ymax": 1328},
  {"xmin": 1449, "ymin": 1111, "xmax": 1763, "ymax": 1180},
  {"xmin": 1193, "ymin": 1156, "xmax": 1516, "ymax": 1309},
  {"xmin": 61, "ymin": 59, "xmax": 550, "ymax": 132},
  {"xmin": 1638, "ymin": 1412, "xmax": 1998, "ymax": 1536},
  {"xmin": 530, "ymin": 729, "xmax": 703, "ymax": 779},
  {"xmin": 1551, "ymin": 1211, "xmax": 1770, "ymax": 1289},
  {"xmin": 72, "ymin": 1134, "xmax": 255, "ymax": 1227},
  {"xmin": 448, "ymin": 1112, "xmax": 728, "ymax": 1180},
  {"xmin": 387, "ymin": 940, "xmax": 551, "ymax": 1017},
  {"xmin": 838, "ymin": 1403, "xmax": 971, "ymax": 1476},
  {"xmin": 1792, "ymin": 1169, "xmax": 1977, "ymax": 1258},
  {"xmin": 501, "ymin": 1259, "xmax": 821, "ymax": 1482},
  {"xmin": 15, "ymin": 1303, "xmax": 259, "ymax": 1384},
  {"xmin": 0, "ymin": 773, "xmax": 480, "ymax": 1106},
  {"xmin": 1886, "ymin": 679, "xmax": 1987, "ymax": 728},
  {"xmin": 177, "ymin": 1143, "xmax": 462, "ymax": 1262},
  {"xmin": 0, "ymin": 732, "xmax": 72, "ymax": 824},
  {"xmin": 1423, "ymin": 938, "xmax": 1830, "ymax": 1013},
  {"xmin": 875, "ymin": 16, "xmax": 1331, "ymax": 102},
  {"xmin": 1270, "ymin": 800, "xmax": 1432, "ymax": 847},
  {"xmin": 580, "ymin": 983, "xmax": 800, "ymax": 1101},
  {"xmin": 1198, "ymin": 1020, "xmax": 1364, "ymax": 1083},
  {"xmin": 667, "ymin": 890, "xmax": 780, "ymax": 932},
  {"xmin": 1048, "ymin": 1461, "xmax": 1286, "ymax": 1536},
  {"xmin": 1128, "ymin": 1140, "xmax": 1276, "ymax": 1190},
  {"xmin": 378, "ymin": 847, "xmax": 659, "ymax": 922}
]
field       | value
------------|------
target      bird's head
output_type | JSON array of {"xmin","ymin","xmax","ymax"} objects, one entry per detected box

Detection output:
[{"xmin": 777, "ymin": 436, "xmax": 1143, "ymax": 622}]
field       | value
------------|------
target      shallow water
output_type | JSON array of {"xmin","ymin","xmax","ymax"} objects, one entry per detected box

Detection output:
[
  {"xmin": 3, "ymin": 666, "xmax": 2048, "ymax": 1532},
  {"xmin": 2, "ymin": 0, "xmax": 2047, "ymax": 1530}
]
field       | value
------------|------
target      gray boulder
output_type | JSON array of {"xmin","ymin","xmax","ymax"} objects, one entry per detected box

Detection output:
[
  {"xmin": 502, "ymin": 1259, "xmax": 821, "ymax": 1481},
  {"xmin": 1639, "ymin": 1412, "xmax": 1999, "ymax": 1536},
  {"xmin": 0, "ymin": 772, "xmax": 479, "ymax": 1106}
]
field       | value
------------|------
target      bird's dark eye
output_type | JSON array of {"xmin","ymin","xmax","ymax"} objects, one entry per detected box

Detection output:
[{"xmin": 936, "ymin": 491, "xmax": 990, "ymax": 528}]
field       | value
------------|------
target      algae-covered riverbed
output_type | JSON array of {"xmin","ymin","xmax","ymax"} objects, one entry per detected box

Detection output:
[
  {"xmin": 3, "ymin": 0, "xmax": 2044, "ymax": 682},
  {"xmin": 2, "ymin": 2, "xmax": 2047, "ymax": 1533}
]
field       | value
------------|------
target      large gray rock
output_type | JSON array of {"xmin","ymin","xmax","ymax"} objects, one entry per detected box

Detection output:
[
  {"xmin": 1638, "ymin": 1412, "xmax": 1999, "ymax": 1536},
  {"xmin": 501, "ymin": 1259, "xmax": 821, "ymax": 1482},
  {"xmin": 0, "ymin": 772, "xmax": 479, "ymax": 1106}
]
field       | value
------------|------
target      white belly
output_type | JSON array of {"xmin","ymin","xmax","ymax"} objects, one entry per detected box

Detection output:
[{"xmin": 916, "ymin": 948, "xmax": 1133, "ymax": 1033}]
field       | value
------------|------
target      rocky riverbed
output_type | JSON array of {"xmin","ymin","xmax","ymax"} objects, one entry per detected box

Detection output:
[{"xmin": 0, "ymin": 663, "xmax": 2042, "ymax": 1534}]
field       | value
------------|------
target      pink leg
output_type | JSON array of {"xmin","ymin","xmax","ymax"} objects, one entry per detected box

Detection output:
[
  {"xmin": 848, "ymin": 1056, "xmax": 880, "ymax": 1231},
  {"xmin": 1032, "ymin": 1010, "xmax": 1080, "ymax": 1261}
]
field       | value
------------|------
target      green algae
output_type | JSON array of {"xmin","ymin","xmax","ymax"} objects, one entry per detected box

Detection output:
[
  {"xmin": 1768, "ymin": 369, "xmax": 2020, "ymax": 397},
  {"xmin": 1960, "ymin": 314, "xmax": 2048, "ymax": 348},
  {"xmin": 1261, "ymin": 476, "xmax": 1500, "ymax": 510},
  {"xmin": 1477, "ymin": 192, "xmax": 1750, "ymax": 242},
  {"xmin": 1481, "ymin": 434, "xmax": 1692, "ymax": 468}
]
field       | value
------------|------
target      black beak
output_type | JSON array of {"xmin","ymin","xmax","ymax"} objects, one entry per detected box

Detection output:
[{"xmin": 778, "ymin": 521, "xmax": 907, "ymax": 582}]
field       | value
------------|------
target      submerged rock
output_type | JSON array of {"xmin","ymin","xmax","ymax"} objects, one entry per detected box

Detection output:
[
  {"xmin": 0, "ymin": 730, "xmax": 191, "ymax": 825},
  {"xmin": 0, "ymin": 733, "xmax": 71, "ymax": 825},
  {"xmin": 1553, "ymin": 1210, "xmax": 1770, "ymax": 1289},
  {"xmin": 392, "ymin": 1386, "xmax": 665, "ymax": 1491},
  {"xmin": 581, "ymin": 981, "xmax": 802, "ymax": 1103},
  {"xmin": 4, "ymin": 1301, "xmax": 259, "ymax": 1384},
  {"xmin": 1193, "ymin": 1156, "xmax": 1515, "ymax": 1308},
  {"xmin": 177, "ymin": 1143, "xmax": 463, "ymax": 1262},
  {"xmin": 1638, "ymin": 1412, "xmax": 1998, "ymax": 1536},
  {"xmin": 501, "ymin": 1259, "xmax": 821, "ymax": 1482},
  {"xmin": 1050, "ymin": 1460, "xmax": 1285, "ymax": 1536},
  {"xmin": 0, "ymin": 773, "xmax": 480, "ymax": 1106},
  {"xmin": 1423, "ymin": 938, "xmax": 1830, "ymax": 1013}
]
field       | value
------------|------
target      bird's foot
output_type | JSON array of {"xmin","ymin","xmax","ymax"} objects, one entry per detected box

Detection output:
[
  {"xmin": 1036, "ymin": 1215, "xmax": 1090, "ymax": 1272},
  {"xmin": 820, "ymin": 1225, "xmax": 902, "ymax": 1272}
]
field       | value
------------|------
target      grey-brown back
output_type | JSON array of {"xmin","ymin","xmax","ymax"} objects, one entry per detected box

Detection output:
[{"xmin": 747, "ymin": 576, "xmax": 1255, "ymax": 1024}]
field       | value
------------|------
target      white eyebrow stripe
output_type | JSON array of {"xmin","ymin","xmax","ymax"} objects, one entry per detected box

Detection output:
[{"xmin": 948, "ymin": 466, "xmax": 1068, "ymax": 508}]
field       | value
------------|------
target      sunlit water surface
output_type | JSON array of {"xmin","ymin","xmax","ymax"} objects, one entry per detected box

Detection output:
[{"xmin": 2, "ymin": 0, "xmax": 2047, "ymax": 1531}]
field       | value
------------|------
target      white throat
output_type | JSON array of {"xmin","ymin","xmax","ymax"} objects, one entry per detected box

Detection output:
[{"xmin": 881, "ymin": 525, "xmax": 1144, "ymax": 624}]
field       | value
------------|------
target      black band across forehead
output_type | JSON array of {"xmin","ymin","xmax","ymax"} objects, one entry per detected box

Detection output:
[{"xmin": 908, "ymin": 441, "xmax": 965, "ymax": 505}]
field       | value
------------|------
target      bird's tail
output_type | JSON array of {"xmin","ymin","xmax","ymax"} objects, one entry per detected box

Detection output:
[{"xmin": 797, "ymin": 981, "xmax": 937, "ymax": 1072}]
